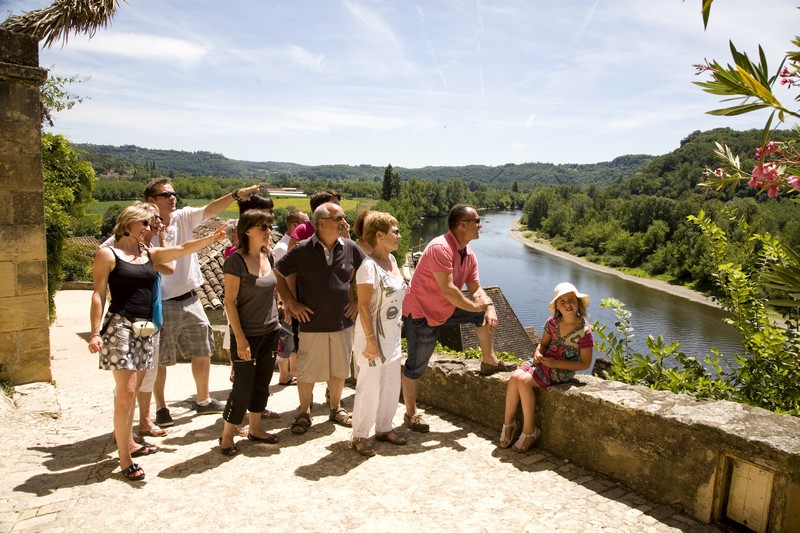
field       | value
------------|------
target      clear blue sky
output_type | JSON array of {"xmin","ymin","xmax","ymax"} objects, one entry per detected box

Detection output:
[{"xmin": 3, "ymin": 0, "xmax": 798, "ymax": 168}]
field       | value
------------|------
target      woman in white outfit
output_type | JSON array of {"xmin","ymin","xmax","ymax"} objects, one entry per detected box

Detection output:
[{"xmin": 351, "ymin": 212, "xmax": 408, "ymax": 456}]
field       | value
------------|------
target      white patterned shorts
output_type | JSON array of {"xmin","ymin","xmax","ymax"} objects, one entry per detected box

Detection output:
[{"xmin": 99, "ymin": 313, "xmax": 155, "ymax": 372}]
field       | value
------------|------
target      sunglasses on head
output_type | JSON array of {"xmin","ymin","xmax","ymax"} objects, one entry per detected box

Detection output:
[{"xmin": 153, "ymin": 191, "xmax": 178, "ymax": 199}]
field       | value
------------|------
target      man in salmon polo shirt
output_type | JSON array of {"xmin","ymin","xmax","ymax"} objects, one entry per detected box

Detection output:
[{"xmin": 401, "ymin": 204, "xmax": 517, "ymax": 432}]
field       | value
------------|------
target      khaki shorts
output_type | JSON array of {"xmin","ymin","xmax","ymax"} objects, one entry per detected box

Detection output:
[{"xmin": 296, "ymin": 327, "xmax": 353, "ymax": 383}]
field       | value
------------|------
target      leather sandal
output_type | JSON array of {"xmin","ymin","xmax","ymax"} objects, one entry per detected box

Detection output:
[
  {"xmin": 375, "ymin": 431, "xmax": 407, "ymax": 445},
  {"xmin": 512, "ymin": 426, "xmax": 542, "ymax": 452},
  {"xmin": 291, "ymin": 413, "xmax": 312, "ymax": 435},
  {"xmin": 352, "ymin": 437, "xmax": 376, "ymax": 457}
]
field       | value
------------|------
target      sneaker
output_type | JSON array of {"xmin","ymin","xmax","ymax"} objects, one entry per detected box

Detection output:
[
  {"xmin": 155, "ymin": 407, "xmax": 174, "ymax": 428},
  {"xmin": 195, "ymin": 397, "xmax": 225, "ymax": 415},
  {"xmin": 480, "ymin": 360, "xmax": 518, "ymax": 376},
  {"xmin": 404, "ymin": 412, "xmax": 430, "ymax": 433}
]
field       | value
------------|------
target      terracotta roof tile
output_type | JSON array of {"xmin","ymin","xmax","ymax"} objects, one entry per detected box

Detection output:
[{"xmin": 438, "ymin": 286, "xmax": 537, "ymax": 360}]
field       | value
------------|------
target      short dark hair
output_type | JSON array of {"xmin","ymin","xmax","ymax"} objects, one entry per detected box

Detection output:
[
  {"xmin": 144, "ymin": 178, "xmax": 172, "ymax": 200},
  {"xmin": 236, "ymin": 209, "xmax": 274, "ymax": 254},
  {"xmin": 238, "ymin": 194, "xmax": 274, "ymax": 215},
  {"xmin": 309, "ymin": 189, "xmax": 341, "ymax": 211},
  {"xmin": 447, "ymin": 204, "xmax": 476, "ymax": 231},
  {"xmin": 285, "ymin": 209, "xmax": 305, "ymax": 226}
]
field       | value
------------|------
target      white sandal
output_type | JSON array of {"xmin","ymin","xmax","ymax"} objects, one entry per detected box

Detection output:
[
  {"xmin": 512, "ymin": 426, "xmax": 541, "ymax": 452},
  {"xmin": 498, "ymin": 421, "xmax": 517, "ymax": 449}
]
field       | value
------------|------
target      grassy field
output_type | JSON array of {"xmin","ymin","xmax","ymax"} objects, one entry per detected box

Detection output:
[{"xmin": 87, "ymin": 197, "xmax": 368, "ymax": 219}]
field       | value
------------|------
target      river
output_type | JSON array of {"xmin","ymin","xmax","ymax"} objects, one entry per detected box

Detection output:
[{"xmin": 409, "ymin": 210, "xmax": 745, "ymax": 368}]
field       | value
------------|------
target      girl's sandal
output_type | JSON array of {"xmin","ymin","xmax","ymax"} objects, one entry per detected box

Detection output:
[
  {"xmin": 512, "ymin": 426, "xmax": 542, "ymax": 453},
  {"xmin": 122, "ymin": 463, "xmax": 145, "ymax": 482},
  {"xmin": 352, "ymin": 437, "xmax": 376, "ymax": 457},
  {"xmin": 498, "ymin": 421, "xmax": 518, "ymax": 449}
]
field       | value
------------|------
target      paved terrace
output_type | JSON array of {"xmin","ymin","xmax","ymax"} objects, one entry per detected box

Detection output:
[{"xmin": 0, "ymin": 291, "xmax": 721, "ymax": 533}]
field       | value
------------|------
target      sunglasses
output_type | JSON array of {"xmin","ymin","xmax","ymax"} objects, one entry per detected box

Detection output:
[
  {"xmin": 153, "ymin": 191, "xmax": 178, "ymax": 199},
  {"xmin": 256, "ymin": 224, "xmax": 272, "ymax": 231},
  {"xmin": 140, "ymin": 220, "xmax": 151, "ymax": 227}
]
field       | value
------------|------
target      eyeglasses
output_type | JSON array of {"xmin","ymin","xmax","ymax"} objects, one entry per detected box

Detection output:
[
  {"xmin": 462, "ymin": 218, "xmax": 481, "ymax": 224},
  {"xmin": 153, "ymin": 191, "xmax": 178, "ymax": 199},
  {"xmin": 323, "ymin": 215, "xmax": 345, "ymax": 222}
]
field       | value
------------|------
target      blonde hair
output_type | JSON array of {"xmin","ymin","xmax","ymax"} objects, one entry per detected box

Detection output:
[
  {"xmin": 362, "ymin": 212, "xmax": 398, "ymax": 246},
  {"xmin": 113, "ymin": 202, "xmax": 159, "ymax": 241}
]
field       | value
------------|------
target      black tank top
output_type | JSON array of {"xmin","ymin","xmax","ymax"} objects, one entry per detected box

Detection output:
[{"xmin": 108, "ymin": 248, "xmax": 158, "ymax": 319}]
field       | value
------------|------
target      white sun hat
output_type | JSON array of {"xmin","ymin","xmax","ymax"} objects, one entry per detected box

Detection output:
[{"xmin": 548, "ymin": 282, "xmax": 590, "ymax": 313}]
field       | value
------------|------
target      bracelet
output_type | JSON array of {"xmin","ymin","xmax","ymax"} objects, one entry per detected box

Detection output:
[
  {"xmin": 232, "ymin": 188, "xmax": 242, "ymax": 201},
  {"xmin": 365, "ymin": 333, "xmax": 375, "ymax": 338},
  {"xmin": 91, "ymin": 333, "xmax": 102, "ymax": 338}
]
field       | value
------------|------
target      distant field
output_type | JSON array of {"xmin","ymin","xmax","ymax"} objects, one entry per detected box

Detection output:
[{"xmin": 88, "ymin": 197, "xmax": 367, "ymax": 219}]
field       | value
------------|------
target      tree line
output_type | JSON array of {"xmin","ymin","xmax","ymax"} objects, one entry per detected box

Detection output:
[{"xmin": 520, "ymin": 128, "xmax": 800, "ymax": 298}]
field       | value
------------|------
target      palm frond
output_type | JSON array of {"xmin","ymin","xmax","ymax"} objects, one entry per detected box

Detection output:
[{"xmin": 2, "ymin": 0, "xmax": 122, "ymax": 48}]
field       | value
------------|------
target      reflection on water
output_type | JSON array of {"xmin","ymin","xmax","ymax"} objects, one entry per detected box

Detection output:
[{"xmin": 410, "ymin": 211, "xmax": 745, "ymax": 367}]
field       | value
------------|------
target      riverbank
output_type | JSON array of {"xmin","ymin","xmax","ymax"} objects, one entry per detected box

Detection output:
[{"xmin": 509, "ymin": 222, "xmax": 722, "ymax": 310}]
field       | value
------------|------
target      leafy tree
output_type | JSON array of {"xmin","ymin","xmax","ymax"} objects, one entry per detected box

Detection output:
[{"xmin": 42, "ymin": 133, "xmax": 96, "ymax": 319}]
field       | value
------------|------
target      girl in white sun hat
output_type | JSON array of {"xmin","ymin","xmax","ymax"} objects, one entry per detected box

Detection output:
[{"xmin": 499, "ymin": 282, "xmax": 594, "ymax": 452}]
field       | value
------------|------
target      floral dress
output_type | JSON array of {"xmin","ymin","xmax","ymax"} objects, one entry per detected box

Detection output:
[{"xmin": 520, "ymin": 316, "xmax": 593, "ymax": 388}]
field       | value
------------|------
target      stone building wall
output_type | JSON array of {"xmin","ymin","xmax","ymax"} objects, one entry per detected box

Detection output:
[{"xmin": 0, "ymin": 29, "xmax": 51, "ymax": 384}]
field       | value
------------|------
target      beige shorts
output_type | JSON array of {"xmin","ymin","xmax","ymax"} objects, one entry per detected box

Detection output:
[{"xmin": 296, "ymin": 327, "xmax": 353, "ymax": 383}]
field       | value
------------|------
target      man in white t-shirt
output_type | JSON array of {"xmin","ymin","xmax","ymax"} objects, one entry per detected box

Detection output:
[{"xmin": 145, "ymin": 178, "xmax": 262, "ymax": 427}]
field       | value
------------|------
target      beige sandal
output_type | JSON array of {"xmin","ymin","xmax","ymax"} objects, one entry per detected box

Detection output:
[
  {"xmin": 498, "ymin": 421, "xmax": 518, "ymax": 449},
  {"xmin": 512, "ymin": 426, "xmax": 541, "ymax": 452},
  {"xmin": 352, "ymin": 437, "xmax": 375, "ymax": 457}
]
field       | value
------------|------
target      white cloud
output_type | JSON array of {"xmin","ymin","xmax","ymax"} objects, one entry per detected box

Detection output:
[{"xmin": 64, "ymin": 32, "xmax": 210, "ymax": 66}]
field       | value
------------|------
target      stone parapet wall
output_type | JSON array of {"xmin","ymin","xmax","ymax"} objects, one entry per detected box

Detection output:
[
  {"xmin": 417, "ymin": 355, "xmax": 800, "ymax": 532},
  {"xmin": 0, "ymin": 29, "xmax": 51, "ymax": 385}
]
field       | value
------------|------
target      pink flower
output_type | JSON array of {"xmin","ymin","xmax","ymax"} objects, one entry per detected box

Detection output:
[
  {"xmin": 788, "ymin": 176, "xmax": 800, "ymax": 190},
  {"xmin": 781, "ymin": 67, "xmax": 791, "ymax": 77},
  {"xmin": 715, "ymin": 167, "xmax": 724, "ymax": 176},
  {"xmin": 767, "ymin": 184, "xmax": 780, "ymax": 198},
  {"xmin": 782, "ymin": 78, "xmax": 791, "ymax": 86}
]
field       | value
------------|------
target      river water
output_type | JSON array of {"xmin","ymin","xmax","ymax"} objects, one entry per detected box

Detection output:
[{"xmin": 409, "ymin": 210, "xmax": 745, "ymax": 367}]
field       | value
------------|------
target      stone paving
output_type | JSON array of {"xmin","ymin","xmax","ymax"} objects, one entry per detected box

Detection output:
[{"xmin": 0, "ymin": 291, "xmax": 722, "ymax": 532}]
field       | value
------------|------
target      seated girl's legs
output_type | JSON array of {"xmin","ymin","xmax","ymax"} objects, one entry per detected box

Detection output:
[
  {"xmin": 503, "ymin": 369, "xmax": 528, "ymax": 425},
  {"xmin": 515, "ymin": 372, "xmax": 540, "ymax": 434},
  {"xmin": 374, "ymin": 358, "xmax": 402, "ymax": 434},
  {"xmin": 113, "ymin": 369, "xmax": 143, "ymax": 469},
  {"xmin": 352, "ymin": 353, "xmax": 380, "ymax": 439}
]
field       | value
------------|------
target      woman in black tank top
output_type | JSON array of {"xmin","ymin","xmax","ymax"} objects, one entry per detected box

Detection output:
[{"xmin": 88, "ymin": 202, "xmax": 226, "ymax": 481}]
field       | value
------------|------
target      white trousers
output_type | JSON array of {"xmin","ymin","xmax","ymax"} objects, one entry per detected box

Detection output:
[{"xmin": 351, "ymin": 353, "xmax": 401, "ymax": 439}]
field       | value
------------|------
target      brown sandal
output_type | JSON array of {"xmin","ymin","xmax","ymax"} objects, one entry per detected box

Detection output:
[
  {"xmin": 329, "ymin": 407, "xmax": 352, "ymax": 427},
  {"xmin": 291, "ymin": 413, "xmax": 312, "ymax": 435},
  {"xmin": 352, "ymin": 437, "xmax": 375, "ymax": 457},
  {"xmin": 375, "ymin": 431, "xmax": 407, "ymax": 445}
]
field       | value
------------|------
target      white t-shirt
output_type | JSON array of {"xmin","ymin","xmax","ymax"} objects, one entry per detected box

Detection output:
[
  {"xmin": 272, "ymin": 234, "xmax": 291, "ymax": 263},
  {"xmin": 150, "ymin": 206, "xmax": 206, "ymax": 299},
  {"xmin": 353, "ymin": 255, "xmax": 407, "ymax": 366}
]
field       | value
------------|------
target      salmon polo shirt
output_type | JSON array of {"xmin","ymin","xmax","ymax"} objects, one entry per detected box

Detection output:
[{"xmin": 402, "ymin": 231, "xmax": 480, "ymax": 326}]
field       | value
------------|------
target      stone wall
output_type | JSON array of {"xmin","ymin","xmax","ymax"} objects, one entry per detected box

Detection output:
[
  {"xmin": 417, "ymin": 355, "xmax": 800, "ymax": 532},
  {"xmin": 0, "ymin": 29, "xmax": 51, "ymax": 385}
]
